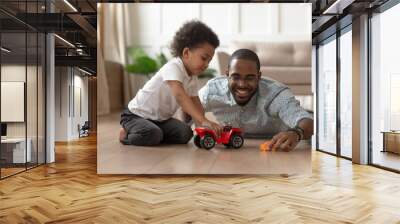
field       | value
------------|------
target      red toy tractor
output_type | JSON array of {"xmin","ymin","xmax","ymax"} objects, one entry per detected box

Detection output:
[{"xmin": 193, "ymin": 125, "xmax": 244, "ymax": 150}]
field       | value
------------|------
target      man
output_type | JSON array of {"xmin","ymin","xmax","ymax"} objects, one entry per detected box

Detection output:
[{"xmin": 198, "ymin": 49, "xmax": 313, "ymax": 151}]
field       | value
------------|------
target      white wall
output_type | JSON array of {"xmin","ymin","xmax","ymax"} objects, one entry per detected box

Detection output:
[
  {"xmin": 1, "ymin": 66, "xmax": 26, "ymax": 126},
  {"xmin": 72, "ymin": 74, "xmax": 89, "ymax": 138},
  {"xmin": 55, "ymin": 67, "xmax": 68, "ymax": 141},
  {"xmin": 103, "ymin": 3, "xmax": 311, "ymax": 70},
  {"xmin": 1, "ymin": 65, "xmax": 37, "ymax": 137},
  {"xmin": 55, "ymin": 67, "xmax": 89, "ymax": 141},
  {"xmin": 1, "ymin": 82, "xmax": 25, "ymax": 122},
  {"xmin": 1, "ymin": 63, "xmax": 46, "ymax": 163}
]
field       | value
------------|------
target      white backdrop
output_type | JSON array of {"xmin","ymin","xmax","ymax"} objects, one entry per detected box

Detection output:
[
  {"xmin": 1, "ymin": 82, "xmax": 24, "ymax": 122},
  {"xmin": 99, "ymin": 3, "xmax": 311, "ymax": 107},
  {"xmin": 103, "ymin": 3, "xmax": 311, "ymax": 67}
]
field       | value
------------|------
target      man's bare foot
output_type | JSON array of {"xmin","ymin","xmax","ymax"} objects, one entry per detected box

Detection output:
[{"xmin": 119, "ymin": 128, "xmax": 127, "ymax": 142}]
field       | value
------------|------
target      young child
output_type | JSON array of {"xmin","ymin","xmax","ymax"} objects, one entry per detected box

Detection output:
[{"xmin": 120, "ymin": 20, "xmax": 223, "ymax": 146}]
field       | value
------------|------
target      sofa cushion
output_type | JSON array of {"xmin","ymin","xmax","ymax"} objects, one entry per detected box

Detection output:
[
  {"xmin": 260, "ymin": 66, "xmax": 311, "ymax": 85},
  {"xmin": 232, "ymin": 41, "xmax": 311, "ymax": 67},
  {"xmin": 286, "ymin": 85, "xmax": 312, "ymax": 95},
  {"xmin": 293, "ymin": 42, "xmax": 311, "ymax": 66},
  {"xmin": 221, "ymin": 41, "xmax": 312, "ymax": 99}
]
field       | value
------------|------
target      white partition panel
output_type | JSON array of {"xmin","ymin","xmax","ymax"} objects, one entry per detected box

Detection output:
[{"xmin": 1, "ymin": 82, "xmax": 25, "ymax": 122}]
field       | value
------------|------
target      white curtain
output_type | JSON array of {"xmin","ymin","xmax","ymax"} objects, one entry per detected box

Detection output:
[
  {"xmin": 97, "ymin": 4, "xmax": 111, "ymax": 115},
  {"xmin": 98, "ymin": 3, "xmax": 147, "ymax": 115}
]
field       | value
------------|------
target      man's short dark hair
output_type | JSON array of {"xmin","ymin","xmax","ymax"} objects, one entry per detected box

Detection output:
[
  {"xmin": 228, "ymin": 49, "xmax": 260, "ymax": 71},
  {"xmin": 170, "ymin": 20, "xmax": 220, "ymax": 57}
]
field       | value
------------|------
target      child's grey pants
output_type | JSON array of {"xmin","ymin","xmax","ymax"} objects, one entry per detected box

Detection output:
[{"xmin": 120, "ymin": 108, "xmax": 193, "ymax": 146}]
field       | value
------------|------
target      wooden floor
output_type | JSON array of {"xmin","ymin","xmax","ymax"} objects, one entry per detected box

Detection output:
[
  {"xmin": 1, "ymin": 135, "xmax": 400, "ymax": 223},
  {"xmin": 1, "ymin": 167, "xmax": 26, "ymax": 178},
  {"xmin": 98, "ymin": 113, "xmax": 311, "ymax": 175},
  {"xmin": 373, "ymin": 151, "xmax": 400, "ymax": 171}
]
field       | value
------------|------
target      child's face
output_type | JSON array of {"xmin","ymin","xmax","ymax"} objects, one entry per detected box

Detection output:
[{"xmin": 182, "ymin": 42, "xmax": 215, "ymax": 76}]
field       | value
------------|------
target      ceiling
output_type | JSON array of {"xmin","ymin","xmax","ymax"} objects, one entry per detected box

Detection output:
[
  {"xmin": 0, "ymin": 0, "xmax": 394, "ymax": 75},
  {"xmin": 0, "ymin": 0, "xmax": 97, "ymax": 75},
  {"xmin": 310, "ymin": 0, "xmax": 390, "ymax": 43}
]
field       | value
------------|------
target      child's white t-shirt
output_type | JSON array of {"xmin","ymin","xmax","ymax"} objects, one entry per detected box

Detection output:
[{"xmin": 128, "ymin": 57, "xmax": 199, "ymax": 121}]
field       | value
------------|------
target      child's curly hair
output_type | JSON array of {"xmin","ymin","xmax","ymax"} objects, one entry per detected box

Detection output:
[{"xmin": 170, "ymin": 20, "xmax": 220, "ymax": 57}]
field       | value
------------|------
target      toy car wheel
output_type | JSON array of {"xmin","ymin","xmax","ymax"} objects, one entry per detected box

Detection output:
[
  {"xmin": 194, "ymin": 135, "xmax": 201, "ymax": 148},
  {"xmin": 200, "ymin": 134, "xmax": 215, "ymax": 150},
  {"xmin": 230, "ymin": 134, "xmax": 244, "ymax": 149}
]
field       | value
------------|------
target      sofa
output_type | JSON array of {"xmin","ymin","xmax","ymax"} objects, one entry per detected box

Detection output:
[{"xmin": 216, "ymin": 41, "xmax": 313, "ymax": 111}]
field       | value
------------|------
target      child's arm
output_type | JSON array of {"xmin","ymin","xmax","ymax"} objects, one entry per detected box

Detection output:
[
  {"xmin": 191, "ymin": 96, "xmax": 205, "ymax": 116},
  {"xmin": 181, "ymin": 96, "xmax": 204, "ymax": 123},
  {"xmin": 167, "ymin": 81, "xmax": 222, "ymax": 135}
]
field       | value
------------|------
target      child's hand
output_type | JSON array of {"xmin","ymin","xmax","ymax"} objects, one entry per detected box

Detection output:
[{"xmin": 200, "ymin": 119, "xmax": 223, "ymax": 137}]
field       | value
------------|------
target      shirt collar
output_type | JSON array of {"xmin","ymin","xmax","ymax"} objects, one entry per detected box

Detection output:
[{"xmin": 175, "ymin": 57, "xmax": 192, "ymax": 79}]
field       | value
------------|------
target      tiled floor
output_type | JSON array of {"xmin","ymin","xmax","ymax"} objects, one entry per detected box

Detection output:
[{"xmin": 97, "ymin": 113, "xmax": 311, "ymax": 174}]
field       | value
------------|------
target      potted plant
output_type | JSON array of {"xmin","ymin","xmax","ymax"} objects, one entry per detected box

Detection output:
[
  {"xmin": 125, "ymin": 47, "xmax": 167, "ymax": 79},
  {"xmin": 123, "ymin": 47, "xmax": 167, "ymax": 100},
  {"xmin": 125, "ymin": 47, "xmax": 216, "ymax": 94}
]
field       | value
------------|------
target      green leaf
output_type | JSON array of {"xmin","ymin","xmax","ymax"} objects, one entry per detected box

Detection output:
[
  {"xmin": 125, "ymin": 56, "xmax": 158, "ymax": 74},
  {"xmin": 127, "ymin": 47, "xmax": 147, "ymax": 60},
  {"xmin": 125, "ymin": 47, "xmax": 160, "ymax": 76},
  {"xmin": 198, "ymin": 68, "xmax": 217, "ymax": 78},
  {"xmin": 156, "ymin": 53, "xmax": 168, "ymax": 69}
]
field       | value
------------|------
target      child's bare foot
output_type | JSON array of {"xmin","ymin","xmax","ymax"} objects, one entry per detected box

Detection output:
[{"xmin": 119, "ymin": 128, "xmax": 127, "ymax": 142}]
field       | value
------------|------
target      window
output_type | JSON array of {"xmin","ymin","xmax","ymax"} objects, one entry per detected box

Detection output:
[
  {"xmin": 370, "ymin": 2, "xmax": 400, "ymax": 171},
  {"xmin": 0, "ymin": 1, "xmax": 47, "ymax": 179},
  {"xmin": 339, "ymin": 28, "xmax": 352, "ymax": 158},
  {"xmin": 317, "ymin": 36, "xmax": 337, "ymax": 154}
]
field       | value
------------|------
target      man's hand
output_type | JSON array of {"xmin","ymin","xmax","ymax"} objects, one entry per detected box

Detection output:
[{"xmin": 269, "ymin": 131, "xmax": 300, "ymax": 151}]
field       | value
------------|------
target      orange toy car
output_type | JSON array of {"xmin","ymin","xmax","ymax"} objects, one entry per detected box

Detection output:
[
  {"xmin": 259, "ymin": 140, "xmax": 273, "ymax": 151},
  {"xmin": 194, "ymin": 125, "xmax": 244, "ymax": 150}
]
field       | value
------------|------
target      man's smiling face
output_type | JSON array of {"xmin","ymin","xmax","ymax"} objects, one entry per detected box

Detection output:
[{"xmin": 226, "ymin": 58, "xmax": 261, "ymax": 106}]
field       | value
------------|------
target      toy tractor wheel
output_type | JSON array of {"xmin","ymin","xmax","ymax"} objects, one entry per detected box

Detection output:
[
  {"xmin": 194, "ymin": 135, "xmax": 201, "ymax": 148},
  {"xmin": 230, "ymin": 134, "xmax": 244, "ymax": 149},
  {"xmin": 200, "ymin": 134, "xmax": 215, "ymax": 150}
]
